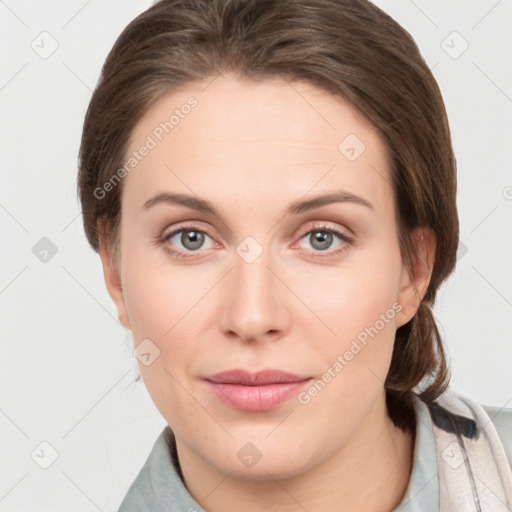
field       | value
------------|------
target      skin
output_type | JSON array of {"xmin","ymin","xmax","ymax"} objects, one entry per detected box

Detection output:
[{"xmin": 99, "ymin": 74, "xmax": 436, "ymax": 511}]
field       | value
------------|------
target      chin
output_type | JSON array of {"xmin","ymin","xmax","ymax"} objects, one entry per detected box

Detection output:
[
  {"xmin": 203, "ymin": 438, "xmax": 316, "ymax": 482},
  {"xmin": 219, "ymin": 458, "xmax": 310, "ymax": 482}
]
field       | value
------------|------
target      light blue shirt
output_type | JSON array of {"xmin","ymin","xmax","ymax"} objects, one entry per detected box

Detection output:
[{"xmin": 118, "ymin": 392, "xmax": 512, "ymax": 511}]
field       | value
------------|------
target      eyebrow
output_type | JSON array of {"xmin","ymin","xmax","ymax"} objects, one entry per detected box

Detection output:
[{"xmin": 142, "ymin": 190, "xmax": 374, "ymax": 216}]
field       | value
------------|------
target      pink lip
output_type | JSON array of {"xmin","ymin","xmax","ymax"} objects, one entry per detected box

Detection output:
[{"xmin": 204, "ymin": 369, "xmax": 312, "ymax": 411}]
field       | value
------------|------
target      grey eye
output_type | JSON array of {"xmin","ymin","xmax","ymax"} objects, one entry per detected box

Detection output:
[
  {"xmin": 298, "ymin": 229, "xmax": 346, "ymax": 252},
  {"xmin": 310, "ymin": 231, "xmax": 333, "ymax": 251},
  {"xmin": 167, "ymin": 229, "xmax": 214, "ymax": 252},
  {"xmin": 181, "ymin": 230, "xmax": 205, "ymax": 250}
]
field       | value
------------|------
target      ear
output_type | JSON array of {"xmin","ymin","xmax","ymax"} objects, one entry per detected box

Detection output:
[
  {"xmin": 97, "ymin": 218, "xmax": 131, "ymax": 330},
  {"xmin": 395, "ymin": 227, "xmax": 436, "ymax": 329}
]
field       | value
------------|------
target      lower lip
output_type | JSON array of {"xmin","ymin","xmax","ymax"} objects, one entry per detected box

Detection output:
[{"xmin": 204, "ymin": 379, "xmax": 312, "ymax": 412}]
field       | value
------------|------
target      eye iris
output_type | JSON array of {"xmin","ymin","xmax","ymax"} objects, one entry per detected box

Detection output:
[
  {"xmin": 181, "ymin": 230, "xmax": 204, "ymax": 250},
  {"xmin": 311, "ymin": 231, "xmax": 332, "ymax": 251}
]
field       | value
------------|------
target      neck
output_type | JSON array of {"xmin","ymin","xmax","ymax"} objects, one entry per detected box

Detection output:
[{"xmin": 174, "ymin": 391, "xmax": 415, "ymax": 512}]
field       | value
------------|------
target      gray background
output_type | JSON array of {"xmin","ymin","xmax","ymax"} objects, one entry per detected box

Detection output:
[{"xmin": 1, "ymin": 0, "xmax": 511, "ymax": 510}]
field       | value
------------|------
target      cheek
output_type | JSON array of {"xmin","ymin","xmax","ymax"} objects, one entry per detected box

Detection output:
[
  {"xmin": 295, "ymin": 246, "xmax": 403, "ymax": 396},
  {"xmin": 290, "ymin": 248, "xmax": 402, "ymax": 341},
  {"xmin": 121, "ymin": 262, "xmax": 206, "ymax": 424},
  {"xmin": 292, "ymin": 264, "xmax": 402, "ymax": 432},
  {"xmin": 120, "ymin": 231, "xmax": 205, "ymax": 340}
]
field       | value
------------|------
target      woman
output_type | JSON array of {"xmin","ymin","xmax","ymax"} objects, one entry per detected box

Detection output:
[{"xmin": 77, "ymin": 0, "xmax": 512, "ymax": 510}]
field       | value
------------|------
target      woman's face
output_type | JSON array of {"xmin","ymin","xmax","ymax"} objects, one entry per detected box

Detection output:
[{"xmin": 101, "ymin": 74, "xmax": 424, "ymax": 480}]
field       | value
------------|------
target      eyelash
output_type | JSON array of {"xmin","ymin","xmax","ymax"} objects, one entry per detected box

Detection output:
[{"xmin": 156, "ymin": 222, "xmax": 354, "ymax": 260}]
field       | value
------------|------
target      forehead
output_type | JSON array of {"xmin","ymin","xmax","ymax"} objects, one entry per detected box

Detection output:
[{"xmin": 122, "ymin": 74, "xmax": 392, "ymax": 212}]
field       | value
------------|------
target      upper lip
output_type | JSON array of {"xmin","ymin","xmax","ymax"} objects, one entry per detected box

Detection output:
[{"xmin": 204, "ymin": 369, "xmax": 311, "ymax": 385}]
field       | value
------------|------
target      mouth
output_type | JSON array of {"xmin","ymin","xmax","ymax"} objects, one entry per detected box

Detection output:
[{"xmin": 203, "ymin": 369, "xmax": 313, "ymax": 412}]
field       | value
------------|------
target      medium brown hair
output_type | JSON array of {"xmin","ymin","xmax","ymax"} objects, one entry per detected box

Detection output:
[{"xmin": 78, "ymin": 0, "xmax": 458, "ymax": 430}]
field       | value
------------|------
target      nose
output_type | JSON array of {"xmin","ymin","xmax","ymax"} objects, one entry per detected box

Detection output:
[{"xmin": 219, "ymin": 248, "xmax": 291, "ymax": 344}]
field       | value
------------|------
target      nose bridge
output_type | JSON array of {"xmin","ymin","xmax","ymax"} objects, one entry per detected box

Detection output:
[{"xmin": 220, "ymin": 242, "xmax": 288, "ymax": 341}]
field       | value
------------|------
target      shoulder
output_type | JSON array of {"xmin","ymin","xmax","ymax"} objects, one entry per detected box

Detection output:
[
  {"xmin": 118, "ymin": 425, "xmax": 203, "ymax": 512},
  {"xmin": 480, "ymin": 401, "xmax": 512, "ymax": 468},
  {"xmin": 417, "ymin": 388, "xmax": 512, "ymax": 510},
  {"xmin": 424, "ymin": 388, "xmax": 512, "ymax": 469}
]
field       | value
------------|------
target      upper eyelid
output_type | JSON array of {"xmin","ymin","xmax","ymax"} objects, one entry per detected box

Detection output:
[{"xmin": 163, "ymin": 220, "xmax": 348, "ymax": 236}]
